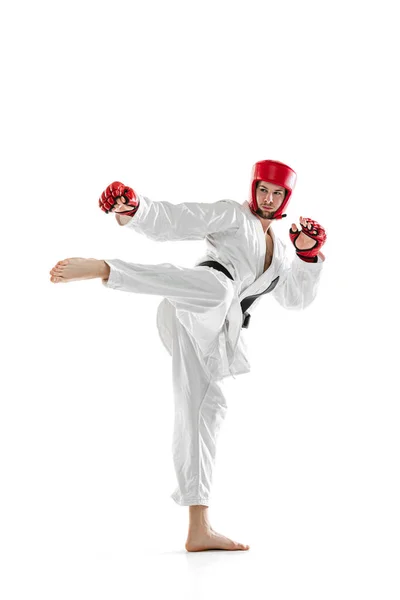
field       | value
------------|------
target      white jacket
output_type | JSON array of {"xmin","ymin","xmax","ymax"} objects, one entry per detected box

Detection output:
[{"xmin": 117, "ymin": 194, "xmax": 324, "ymax": 380}]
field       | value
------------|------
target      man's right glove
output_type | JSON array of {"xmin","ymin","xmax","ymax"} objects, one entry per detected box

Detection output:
[
  {"xmin": 289, "ymin": 217, "xmax": 327, "ymax": 263},
  {"xmin": 99, "ymin": 181, "xmax": 140, "ymax": 217}
]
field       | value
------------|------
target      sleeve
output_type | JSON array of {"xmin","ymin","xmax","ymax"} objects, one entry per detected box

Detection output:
[
  {"xmin": 271, "ymin": 251, "xmax": 324, "ymax": 310},
  {"xmin": 120, "ymin": 194, "xmax": 240, "ymax": 242}
]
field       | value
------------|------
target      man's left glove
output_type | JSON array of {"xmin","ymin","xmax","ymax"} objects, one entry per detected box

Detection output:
[
  {"xmin": 289, "ymin": 218, "xmax": 327, "ymax": 263},
  {"xmin": 99, "ymin": 181, "xmax": 139, "ymax": 217}
]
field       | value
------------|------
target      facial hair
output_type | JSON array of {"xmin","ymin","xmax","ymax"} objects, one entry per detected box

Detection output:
[{"xmin": 256, "ymin": 205, "xmax": 277, "ymax": 220}]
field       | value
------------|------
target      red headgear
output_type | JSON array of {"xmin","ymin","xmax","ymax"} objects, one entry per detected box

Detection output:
[{"xmin": 249, "ymin": 160, "xmax": 297, "ymax": 220}]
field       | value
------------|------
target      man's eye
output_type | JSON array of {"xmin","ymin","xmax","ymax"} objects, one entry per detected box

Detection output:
[{"xmin": 260, "ymin": 188, "xmax": 281, "ymax": 194}]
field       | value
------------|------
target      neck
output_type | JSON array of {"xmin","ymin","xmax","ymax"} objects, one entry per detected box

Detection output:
[
  {"xmin": 255, "ymin": 214, "xmax": 273, "ymax": 234},
  {"xmin": 250, "ymin": 204, "xmax": 275, "ymax": 228}
]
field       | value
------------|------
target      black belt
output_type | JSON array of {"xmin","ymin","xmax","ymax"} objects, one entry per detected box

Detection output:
[
  {"xmin": 196, "ymin": 260, "xmax": 234, "ymax": 280},
  {"xmin": 196, "ymin": 260, "xmax": 280, "ymax": 329}
]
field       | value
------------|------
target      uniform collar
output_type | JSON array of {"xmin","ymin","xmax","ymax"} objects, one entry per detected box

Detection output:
[{"xmin": 242, "ymin": 201, "xmax": 275, "ymax": 276}]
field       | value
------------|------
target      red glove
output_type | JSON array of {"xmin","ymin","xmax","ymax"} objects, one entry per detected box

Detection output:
[
  {"xmin": 289, "ymin": 217, "xmax": 327, "ymax": 263},
  {"xmin": 99, "ymin": 181, "xmax": 140, "ymax": 216}
]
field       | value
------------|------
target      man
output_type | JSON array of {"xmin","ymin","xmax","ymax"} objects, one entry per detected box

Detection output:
[{"xmin": 49, "ymin": 160, "xmax": 327, "ymax": 552}]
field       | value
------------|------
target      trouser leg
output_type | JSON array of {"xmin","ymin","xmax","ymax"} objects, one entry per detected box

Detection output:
[
  {"xmin": 102, "ymin": 259, "xmax": 233, "ymax": 315},
  {"xmin": 169, "ymin": 314, "xmax": 228, "ymax": 507}
]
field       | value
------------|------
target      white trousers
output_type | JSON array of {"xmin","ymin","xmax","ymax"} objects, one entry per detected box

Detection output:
[
  {"xmin": 103, "ymin": 259, "xmax": 236, "ymax": 506},
  {"xmin": 170, "ymin": 314, "xmax": 228, "ymax": 506}
]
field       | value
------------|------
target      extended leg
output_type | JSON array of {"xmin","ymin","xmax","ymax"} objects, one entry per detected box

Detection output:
[{"xmin": 50, "ymin": 257, "xmax": 233, "ymax": 318}]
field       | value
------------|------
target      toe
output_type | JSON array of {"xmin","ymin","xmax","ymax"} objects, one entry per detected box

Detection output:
[{"xmin": 237, "ymin": 542, "xmax": 249, "ymax": 550}]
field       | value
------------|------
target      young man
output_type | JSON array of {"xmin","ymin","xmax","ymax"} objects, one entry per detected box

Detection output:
[{"xmin": 49, "ymin": 160, "xmax": 326, "ymax": 552}]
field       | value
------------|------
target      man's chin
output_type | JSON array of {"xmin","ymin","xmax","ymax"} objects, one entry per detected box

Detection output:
[{"xmin": 257, "ymin": 208, "xmax": 275, "ymax": 219}]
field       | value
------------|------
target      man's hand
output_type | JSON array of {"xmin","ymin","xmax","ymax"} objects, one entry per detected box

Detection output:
[
  {"xmin": 99, "ymin": 181, "xmax": 139, "ymax": 216},
  {"xmin": 112, "ymin": 196, "xmax": 135, "ymax": 213},
  {"xmin": 289, "ymin": 216, "xmax": 327, "ymax": 262}
]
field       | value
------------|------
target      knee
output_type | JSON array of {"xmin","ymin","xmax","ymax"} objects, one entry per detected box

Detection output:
[
  {"xmin": 214, "ymin": 277, "xmax": 235, "ymax": 310},
  {"xmin": 199, "ymin": 269, "xmax": 235, "ymax": 311}
]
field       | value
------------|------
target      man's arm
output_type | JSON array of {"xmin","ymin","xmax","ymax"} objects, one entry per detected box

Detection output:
[
  {"xmin": 116, "ymin": 194, "xmax": 241, "ymax": 242},
  {"xmin": 272, "ymin": 252, "xmax": 324, "ymax": 310}
]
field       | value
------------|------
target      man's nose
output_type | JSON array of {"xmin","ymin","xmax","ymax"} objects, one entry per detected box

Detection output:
[{"xmin": 266, "ymin": 193, "xmax": 274, "ymax": 203}]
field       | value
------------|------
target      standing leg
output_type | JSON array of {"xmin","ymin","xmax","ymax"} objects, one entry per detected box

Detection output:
[
  {"xmin": 169, "ymin": 314, "xmax": 228, "ymax": 507},
  {"xmin": 170, "ymin": 315, "xmax": 250, "ymax": 552}
]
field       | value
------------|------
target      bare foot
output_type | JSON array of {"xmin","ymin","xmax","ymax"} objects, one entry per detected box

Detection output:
[
  {"xmin": 49, "ymin": 258, "xmax": 105, "ymax": 283},
  {"xmin": 185, "ymin": 528, "xmax": 250, "ymax": 552}
]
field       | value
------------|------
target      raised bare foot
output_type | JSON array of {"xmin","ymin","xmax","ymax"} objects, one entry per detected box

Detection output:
[
  {"xmin": 49, "ymin": 258, "xmax": 106, "ymax": 283},
  {"xmin": 185, "ymin": 528, "xmax": 250, "ymax": 552}
]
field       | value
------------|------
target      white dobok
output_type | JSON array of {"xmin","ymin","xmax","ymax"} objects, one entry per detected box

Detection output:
[{"xmin": 101, "ymin": 194, "xmax": 324, "ymax": 506}]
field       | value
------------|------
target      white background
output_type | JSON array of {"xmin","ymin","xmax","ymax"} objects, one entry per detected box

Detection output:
[{"xmin": 1, "ymin": 0, "xmax": 399, "ymax": 598}]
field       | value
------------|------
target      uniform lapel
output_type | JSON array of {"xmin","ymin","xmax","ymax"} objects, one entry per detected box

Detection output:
[{"xmin": 240, "ymin": 203, "xmax": 278, "ymax": 302}]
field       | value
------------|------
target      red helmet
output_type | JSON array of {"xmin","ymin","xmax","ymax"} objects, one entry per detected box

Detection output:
[{"xmin": 249, "ymin": 160, "xmax": 297, "ymax": 220}]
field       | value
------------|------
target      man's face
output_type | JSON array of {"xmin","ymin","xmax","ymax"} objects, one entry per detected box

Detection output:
[{"xmin": 255, "ymin": 180, "xmax": 286, "ymax": 220}]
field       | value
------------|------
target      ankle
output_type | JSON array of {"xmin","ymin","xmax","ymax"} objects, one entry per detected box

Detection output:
[
  {"xmin": 188, "ymin": 522, "xmax": 212, "ymax": 536},
  {"xmin": 189, "ymin": 505, "xmax": 211, "ymax": 531},
  {"xmin": 98, "ymin": 260, "xmax": 110, "ymax": 281}
]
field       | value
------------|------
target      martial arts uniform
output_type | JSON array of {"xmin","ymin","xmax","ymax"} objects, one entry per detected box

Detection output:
[{"xmin": 101, "ymin": 194, "xmax": 324, "ymax": 506}]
